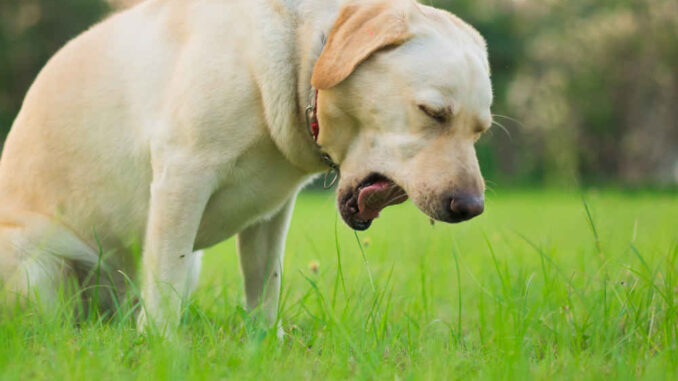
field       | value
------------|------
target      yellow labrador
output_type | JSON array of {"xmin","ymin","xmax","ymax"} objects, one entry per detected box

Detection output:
[{"xmin": 0, "ymin": 0, "xmax": 492, "ymax": 333}]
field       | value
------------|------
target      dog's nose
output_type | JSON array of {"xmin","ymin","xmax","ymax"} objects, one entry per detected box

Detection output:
[{"xmin": 448, "ymin": 193, "xmax": 484, "ymax": 222}]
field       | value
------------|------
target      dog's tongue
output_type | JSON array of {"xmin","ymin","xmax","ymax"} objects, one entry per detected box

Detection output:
[{"xmin": 356, "ymin": 180, "xmax": 407, "ymax": 220}]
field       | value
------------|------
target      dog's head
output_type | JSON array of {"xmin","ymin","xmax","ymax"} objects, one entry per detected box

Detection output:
[{"xmin": 312, "ymin": 0, "xmax": 492, "ymax": 230}]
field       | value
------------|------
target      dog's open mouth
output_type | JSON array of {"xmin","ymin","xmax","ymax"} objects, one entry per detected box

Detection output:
[{"xmin": 339, "ymin": 173, "xmax": 409, "ymax": 230}]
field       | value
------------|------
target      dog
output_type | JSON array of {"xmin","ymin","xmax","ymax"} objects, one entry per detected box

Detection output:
[{"xmin": 0, "ymin": 0, "xmax": 492, "ymax": 334}]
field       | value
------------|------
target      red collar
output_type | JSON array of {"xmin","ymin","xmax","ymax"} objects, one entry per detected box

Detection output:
[
  {"xmin": 309, "ymin": 89, "xmax": 320, "ymax": 141},
  {"xmin": 306, "ymin": 89, "xmax": 321, "ymax": 141}
]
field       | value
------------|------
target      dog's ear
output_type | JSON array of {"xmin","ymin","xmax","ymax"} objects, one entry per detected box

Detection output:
[{"xmin": 311, "ymin": 0, "xmax": 412, "ymax": 90}]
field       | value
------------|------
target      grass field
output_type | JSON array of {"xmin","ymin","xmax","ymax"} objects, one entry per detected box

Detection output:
[{"xmin": 1, "ymin": 189, "xmax": 677, "ymax": 379}]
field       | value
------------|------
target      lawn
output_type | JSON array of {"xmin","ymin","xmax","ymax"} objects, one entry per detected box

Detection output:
[{"xmin": 1, "ymin": 189, "xmax": 677, "ymax": 380}]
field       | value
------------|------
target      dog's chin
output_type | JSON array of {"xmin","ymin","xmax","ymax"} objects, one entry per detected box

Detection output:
[{"xmin": 337, "ymin": 173, "xmax": 409, "ymax": 231}]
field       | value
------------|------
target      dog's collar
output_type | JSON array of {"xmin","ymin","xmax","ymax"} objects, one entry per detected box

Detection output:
[
  {"xmin": 306, "ymin": 89, "xmax": 321, "ymax": 141},
  {"xmin": 305, "ymin": 87, "xmax": 340, "ymax": 188},
  {"xmin": 305, "ymin": 33, "xmax": 339, "ymax": 188}
]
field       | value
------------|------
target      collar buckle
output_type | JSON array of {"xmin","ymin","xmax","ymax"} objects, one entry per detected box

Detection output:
[{"xmin": 320, "ymin": 153, "xmax": 340, "ymax": 189}]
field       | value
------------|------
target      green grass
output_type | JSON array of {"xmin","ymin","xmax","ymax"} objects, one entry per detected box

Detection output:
[{"xmin": 1, "ymin": 189, "xmax": 677, "ymax": 379}]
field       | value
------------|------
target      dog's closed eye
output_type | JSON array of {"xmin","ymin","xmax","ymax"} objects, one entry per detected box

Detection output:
[{"xmin": 418, "ymin": 104, "xmax": 452, "ymax": 124}]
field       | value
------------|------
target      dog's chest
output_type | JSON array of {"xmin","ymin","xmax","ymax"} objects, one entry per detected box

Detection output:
[{"xmin": 193, "ymin": 142, "xmax": 309, "ymax": 249}]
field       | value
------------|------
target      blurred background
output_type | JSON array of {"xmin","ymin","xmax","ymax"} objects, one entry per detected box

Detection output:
[{"xmin": 1, "ymin": 0, "xmax": 676, "ymax": 187}]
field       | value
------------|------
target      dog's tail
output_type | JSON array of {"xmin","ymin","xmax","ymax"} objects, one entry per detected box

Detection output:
[{"xmin": 0, "ymin": 211, "xmax": 110, "ymax": 311}]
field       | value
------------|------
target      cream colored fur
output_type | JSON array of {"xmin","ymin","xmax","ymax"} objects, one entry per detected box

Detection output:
[{"xmin": 0, "ymin": 0, "xmax": 492, "ymax": 334}]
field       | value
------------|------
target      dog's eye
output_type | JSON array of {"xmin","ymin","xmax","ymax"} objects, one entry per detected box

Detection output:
[{"xmin": 418, "ymin": 104, "xmax": 451, "ymax": 124}]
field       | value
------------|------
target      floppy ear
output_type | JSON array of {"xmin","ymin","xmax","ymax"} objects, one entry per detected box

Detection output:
[{"xmin": 311, "ymin": 0, "xmax": 412, "ymax": 90}]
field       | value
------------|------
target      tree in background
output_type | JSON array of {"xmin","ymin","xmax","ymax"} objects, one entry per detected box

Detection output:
[
  {"xmin": 0, "ymin": 0, "xmax": 110, "ymax": 142},
  {"xmin": 506, "ymin": 0, "xmax": 678, "ymax": 185}
]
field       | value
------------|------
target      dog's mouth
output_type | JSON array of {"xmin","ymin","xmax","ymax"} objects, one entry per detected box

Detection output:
[{"xmin": 338, "ymin": 173, "xmax": 409, "ymax": 230}]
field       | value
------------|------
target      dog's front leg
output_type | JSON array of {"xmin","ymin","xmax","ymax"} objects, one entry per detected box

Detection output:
[
  {"xmin": 138, "ymin": 162, "xmax": 214, "ymax": 334},
  {"xmin": 237, "ymin": 197, "xmax": 296, "ymax": 338}
]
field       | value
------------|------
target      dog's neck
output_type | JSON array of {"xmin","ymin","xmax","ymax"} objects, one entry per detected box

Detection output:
[
  {"xmin": 292, "ymin": 1, "xmax": 340, "ymax": 114},
  {"xmin": 297, "ymin": 1, "xmax": 346, "ymax": 172},
  {"xmin": 252, "ymin": 0, "xmax": 343, "ymax": 175}
]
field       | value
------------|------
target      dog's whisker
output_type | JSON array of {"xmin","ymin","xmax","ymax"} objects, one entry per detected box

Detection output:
[
  {"xmin": 491, "ymin": 120, "xmax": 512, "ymax": 140},
  {"xmin": 362, "ymin": 185, "xmax": 407, "ymax": 208},
  {"xmin": 386, "ymin": 185, "xmax": 403, "ymax": 197},
  {"xmin": 384, "ymin": 193, "xmax": 409, "ymax": 205},
  {"xmin": 492, "ymin": 113, "xmax": 527, "ymax": 129}
]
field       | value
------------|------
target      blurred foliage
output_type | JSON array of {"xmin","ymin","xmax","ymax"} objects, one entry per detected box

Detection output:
[
  {"xmin": 0, "ymin": 0, "xmax": 110, "ymax": 138},
  {"xmin": 1, "ymin": 0, "xmax": 676, "ymax": 186}
]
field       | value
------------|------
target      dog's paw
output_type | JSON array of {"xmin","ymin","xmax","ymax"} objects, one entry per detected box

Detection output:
[{"xmin": 136, "ymin": 308, "xmax": 178, "ymax": 339}]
